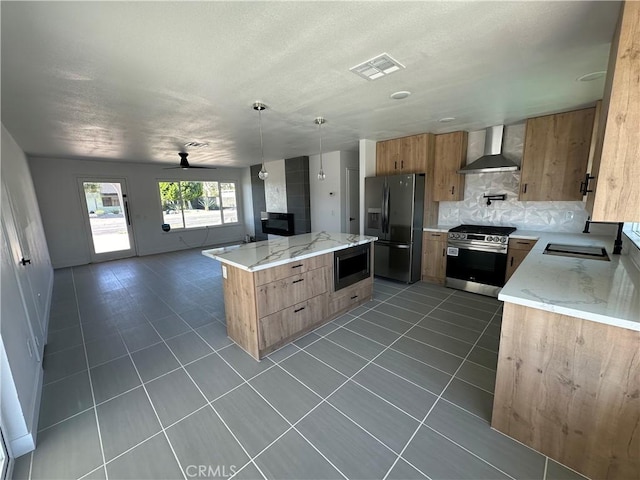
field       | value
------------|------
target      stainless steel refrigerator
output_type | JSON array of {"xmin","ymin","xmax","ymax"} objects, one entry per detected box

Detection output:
[{"xmin": 365, "ymin": 173, "xmax": 425, "ymax": 283}]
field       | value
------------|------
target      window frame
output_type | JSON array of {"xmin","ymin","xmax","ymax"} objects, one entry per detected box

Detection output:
[{"xmin": 157, "ymin": 179, "xmax": 240, "ymax": 231}]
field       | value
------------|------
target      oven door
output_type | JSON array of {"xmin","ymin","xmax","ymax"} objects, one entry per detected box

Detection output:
[{"xmin": 445, "ymin": 241, "xmax": 508, "ymax": 295}]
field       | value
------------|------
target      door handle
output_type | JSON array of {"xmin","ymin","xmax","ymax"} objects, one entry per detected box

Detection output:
[
  {"xmin": 20, "ymin": 257, "xmax": 31, "ymax": 266},
  {"xmin": 124, "ymin": 199, "xmax": 131, "ymax": 226},
  {"xmin": 349, "ymin": 217, "xmax": 355, "ymax": 221}
]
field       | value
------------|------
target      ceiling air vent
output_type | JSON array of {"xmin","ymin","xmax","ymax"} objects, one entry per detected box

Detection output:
[{"xmin": 350, "ymin": 53, "xmax": 405, "ymax": 81}]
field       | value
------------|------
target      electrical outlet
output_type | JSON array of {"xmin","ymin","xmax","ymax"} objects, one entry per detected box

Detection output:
[{"xmin": 565, "ymin": 211, "xmax": 574, "ymax": 221}]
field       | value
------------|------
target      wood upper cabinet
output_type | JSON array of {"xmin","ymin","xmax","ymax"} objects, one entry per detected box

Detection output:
[
  {"xmin": 519, "ymin": 107, "xmax": 596, "ymax": 201},
  {"xmin": 376, "ymin": 133, "xmax": 431, "ymax": 175},
  {"xmin": 421, "ymin": 232, "xmax": 447, "ymax": 285},
  {"xmin": 586, "ymin": 1, "xmax": 640, "ymax": 222},
  {"xmin": 433, "ymin": 131, "xmax": 467, "ymax": 201}
]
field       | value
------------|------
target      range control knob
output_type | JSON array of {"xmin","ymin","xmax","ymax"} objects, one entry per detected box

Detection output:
[
  {"xmin": 487, "ymin": 236, "xmax": 493, "ymax": 242},
  {"xmin": 501, "ymin": 236, "xmax": 507, "ymax": 243}
]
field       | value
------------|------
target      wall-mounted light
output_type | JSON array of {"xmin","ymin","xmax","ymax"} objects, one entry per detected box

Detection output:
[
  {"xmin": 253, "ymin": 102, "xmax": 268, "ymax": 180},
  {"xmin": 315, "ymin": 117, "xmax": 326, "ymax": 181}
]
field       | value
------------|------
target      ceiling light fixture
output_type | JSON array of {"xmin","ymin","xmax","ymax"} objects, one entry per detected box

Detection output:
[
  {"xmin": 184, "ymin": 141, "xmax": 209, "ymax": 148},
  {"xmin": 253, "ymin": 101, "xmax": 268, "ymax": 180},
  {"xmin": 577, "ymin": 71, "xmax": 606, "ymax": 82},
  {"xmin": 315, "ymin": 117, "xmax": 326, "ymax": 181},
  {"xmin": 390, "ymin": 91, "xmax": 411, "ymax": 100},
  {"xmin": 439, "ymin": 117, "xmax": 456, "ymax": 123}
]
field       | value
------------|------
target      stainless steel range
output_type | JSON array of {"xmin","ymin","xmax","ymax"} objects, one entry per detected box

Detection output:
[{"xmin": 445, "ymin": 224, "xmax": 517, "ymax": 298}]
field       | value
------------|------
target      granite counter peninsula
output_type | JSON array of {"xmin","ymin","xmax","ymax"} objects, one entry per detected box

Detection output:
[{"xmin": 203, "ymin": 232, "xmax": 377, "ymax": 360}]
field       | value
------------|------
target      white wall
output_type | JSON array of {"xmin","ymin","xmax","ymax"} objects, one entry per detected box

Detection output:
[
  {"xmin": 28, "ymin": 156, "xmax": 247, "ymax": 268},
  {"xmin": 438, "ymin": 124, "xmax": 597, "ymax": 232},
  {"xmin": 359, "ymin": 139, "xmax": 377, "ymax": 234},
  {"xmin": 263, "ymin": 159, "xmax": 287, "ymax": 213},
  {"xmin": 309, "ymin": 151, "xmax": 341, "ymax": 232}
]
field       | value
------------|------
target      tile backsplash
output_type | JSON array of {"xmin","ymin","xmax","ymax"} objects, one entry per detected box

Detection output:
[{"xmin": 438, "ymin": 124, "xmax": 591, "ymax": 232}]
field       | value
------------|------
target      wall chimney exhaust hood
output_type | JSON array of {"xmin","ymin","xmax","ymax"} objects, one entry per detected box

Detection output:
[{"xmin": 457, "ymin": 125, "xmax": 519, "ymax": 174}]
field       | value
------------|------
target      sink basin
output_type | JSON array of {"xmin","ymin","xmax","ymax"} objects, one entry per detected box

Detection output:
[{"xmin": 543, "ymin": 243, "xmax": 610, "ymax": 261}]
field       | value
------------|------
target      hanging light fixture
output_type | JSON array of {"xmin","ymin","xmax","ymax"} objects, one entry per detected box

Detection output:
[
  {"xmin": 253, "ymin": 101, "xmax": 268, "ymax": 180},
  {"xmin": 315, "ymin": 117, "xmax": 326, "ymax": 181}
]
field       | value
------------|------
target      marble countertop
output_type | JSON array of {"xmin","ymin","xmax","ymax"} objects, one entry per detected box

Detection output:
[
  {"xmin": 202, "ymin": 232, "xmax": 378, "ymax": 272},
  {"xmin": 499, "ymin": 231, "xmax": 639, "ymax": 331}
]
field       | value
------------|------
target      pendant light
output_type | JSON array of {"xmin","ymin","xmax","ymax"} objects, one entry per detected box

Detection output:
[
  {"xmin": 253, "ymin": 102, "xmax": 268, "ymax": 180},
  {"xmin": 315, "ymin": 117, "xmax": 326, "ymax": 181}
]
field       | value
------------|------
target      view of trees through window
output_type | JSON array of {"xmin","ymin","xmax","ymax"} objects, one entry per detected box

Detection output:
[{"xmin": 158, "ymin": 181, "xmax": 238, "ymax": 229}]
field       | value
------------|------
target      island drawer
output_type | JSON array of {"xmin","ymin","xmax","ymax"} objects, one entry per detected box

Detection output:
[
  {"xmin": 254, "ymin": 253, "xmax": 331, "ymax": 286},
  {"xmin": 328, "ymin": 278, "xmax": 373, "ymax": 317},
  {"xmin": 256, "ymin": 266, "xmax": 329, "ymax": 318},
  {"xmin": 258, "ymin": 293, "xmax": 327, "ymax": 350}
]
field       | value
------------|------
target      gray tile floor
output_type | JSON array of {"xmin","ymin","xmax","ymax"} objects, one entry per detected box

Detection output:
[{"xmin": 12, "ymin": 249, "xmax": 588, "ymax": 480}]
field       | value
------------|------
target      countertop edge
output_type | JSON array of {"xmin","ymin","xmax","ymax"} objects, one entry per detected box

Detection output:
[{"xmin": 202, "ymin": 236, "xmax": 376, "ymax": 272}]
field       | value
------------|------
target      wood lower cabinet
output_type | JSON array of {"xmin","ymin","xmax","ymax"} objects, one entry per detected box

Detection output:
[
  {"xmin": 433, "ymin": 131, "xmax": 467, "ymax": 201},
  {"xmin": 505, "ymin": 238, "xmax": 537, "ymax": 282},
  {"xmin": 493, "ymin": 303, "xmax": 640, "ymax": 480},
  {"xmin": 586, "ymin": 1, "xmax": 640, "ymax": 221},
  {"xmin": 222, "ymin": 251, "xmax": 373, "ymax": 359},
  {"xmin": 421, "ymin": 232, "xmax": 447, "ymax": 284},
  {"xmin": 520, "ymin": 107, "xmax": 596, "ymax": 201}
]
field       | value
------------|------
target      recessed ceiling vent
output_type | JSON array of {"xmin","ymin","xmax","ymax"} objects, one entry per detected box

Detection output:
[{"xmin": 350, "ymin": 53, "xmax": 405, "ymax": 81}]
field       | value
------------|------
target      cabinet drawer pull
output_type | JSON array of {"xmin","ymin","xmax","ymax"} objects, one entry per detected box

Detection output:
[
  {"xmin": 523, "ymin": 183, "xmax": 528, "ymax": 194},
  {"xmin": 516, "ymin": 241, "xmax": 530, "ymax": 245},
  {"xmin": 401, "ymin": 160, "xmax": 404, "ymax": 169},
  {"xmin": 394, "ymin": 160, "xmax": 397, "ymax": 170},
  {"xmin": 291, "ymin": 264, "xmax": 303, "ymax": 269},
  {"xmin": 430, "ymin": 233, "xmax": 441, "ymax": 237},
  {"xmin": 350, "ymin": 295, "xmax": 358, "ymax": 300},
  {"xmin": 451, "ymin": 186, "xmax": 455, "ymax": 195},
  {"xmin": 510, "ymin": 257, "xmax": 514, "ymax": 267},
  {"xmin": 294, "ymin": 306, "xmax": 306, "ymax": 313},
  {"xmin": 292, "ymin": 279, "xmax": 304, "ymax": 284}
]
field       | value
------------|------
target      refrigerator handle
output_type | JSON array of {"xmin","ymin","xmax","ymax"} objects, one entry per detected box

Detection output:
[{"xmin": 383, "ymin": 184, "xmax": 389, "ymax": 233}]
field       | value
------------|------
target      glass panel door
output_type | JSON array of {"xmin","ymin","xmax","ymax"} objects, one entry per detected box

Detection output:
[{"xmin": 78, "ymin": 178, "xmax": 136, "ymax": 262}]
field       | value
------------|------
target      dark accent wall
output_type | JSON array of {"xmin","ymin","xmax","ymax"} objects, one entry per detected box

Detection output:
[
  {"xmin": 250, "ymin": 164, "xmax": 268, "ymax": 241},
  {"xmin": 285, "ymin": 156, "xmax": 311, "ymax": 235}
]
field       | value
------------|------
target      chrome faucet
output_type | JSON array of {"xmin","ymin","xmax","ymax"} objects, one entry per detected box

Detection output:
[{"xmin": 582, "ymin": 217, "xmax": 623, "ymax": 255}]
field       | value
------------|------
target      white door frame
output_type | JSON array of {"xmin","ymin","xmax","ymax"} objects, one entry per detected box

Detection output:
[{"xmin": 77, "ymin": 177, "xmax": 137, "ymax": 263}]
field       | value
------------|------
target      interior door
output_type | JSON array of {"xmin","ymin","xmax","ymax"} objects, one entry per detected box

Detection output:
[
  {"xmin": 345, "ymin": 167, "xmax": 360, "ymax": 234},
  {"xmin": 1, "ymin": 185, "xmax": 44, "ymax": 360},
  {"xmin": 78, "ymin": 178, "xmax": 136, "ymax": 262}
]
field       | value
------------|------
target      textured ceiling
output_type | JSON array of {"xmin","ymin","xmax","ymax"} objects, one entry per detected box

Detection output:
[{"xmin": 1, "ymin": 1, "xmax": 621, "ymax": 168}]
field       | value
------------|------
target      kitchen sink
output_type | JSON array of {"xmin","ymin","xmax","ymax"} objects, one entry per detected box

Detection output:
[{"xmin": 543, "ymin": 243, "xmax": 610, "ymax": 261}]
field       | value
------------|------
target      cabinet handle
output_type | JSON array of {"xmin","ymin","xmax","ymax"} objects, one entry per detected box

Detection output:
[
  {"xmin": 516, "ymin": 241, "xmax": 530, "ymax": 245},
  {"xmin": 431, "ymin": 233, "xmax": 441, "ymax": 237},
  {"xmin": 523, "ymin": 183, "xmax": 528, "ymax": 194},
  {"xmin": 401, "ymin": 160, "xmax": 404, "ymax": 169},
  {"xmin": 580, "ymin": 173, "xmax": 595, "ymax": 195},
  {"xmin": 350, "ymin": 295, "xmax": 358, "ymax": 300},
  {"xmin": 451, "ymin": 186, "xmax": 455, "ymax": 195},
  {"xmin": 291, "ymin": 264, "xmax": 303, "ymax": 269},
  {"xmin": 294, "ymin": 306, "xmax": 306, "ymax": 313},
  {"xmin": 442, "ymin": 248, "xmax": 445, "ymax": 257},
  {"xmin": 20, "ymin": 257, "xmax": 31, "ymax": 266},
  {"xmin": 394, "ymin": 160, "xmax": 397, "ymax": 170},
  {"xmin": 510, "ymin": 257, "xmax": 514, "ymax": 267},
  {"xmin": 292, "ymin": 279, "xmax": 304, "ymax": 284}
]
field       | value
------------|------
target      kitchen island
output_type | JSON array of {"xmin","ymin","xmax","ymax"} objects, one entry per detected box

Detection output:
[
  {"xmin": 493, "ymin": 231, "xmax": 639, "ymax": 480},
  {"xmin": 203, "ymin": 232, "xmax": 377, "ymax": 360}
]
